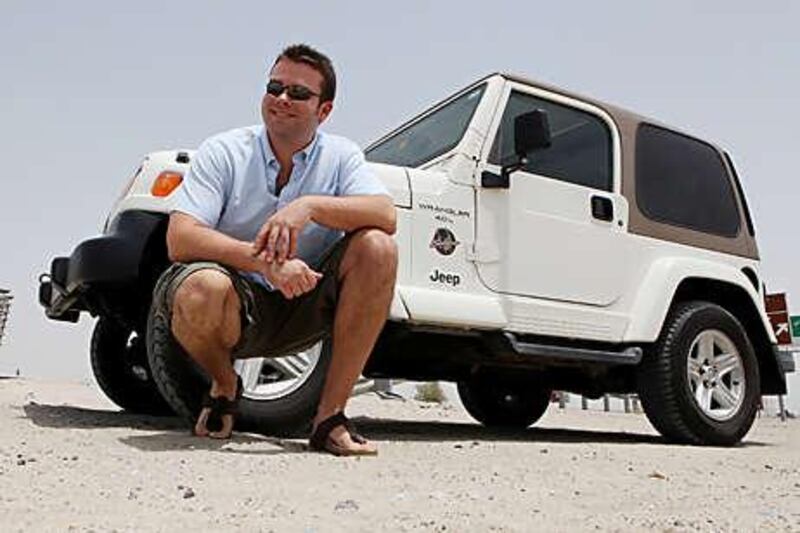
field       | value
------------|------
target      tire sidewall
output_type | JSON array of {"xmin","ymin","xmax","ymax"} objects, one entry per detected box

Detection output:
[{"xmin": 665, "ymin": 303, "xmax": 760, "ymax": 445}]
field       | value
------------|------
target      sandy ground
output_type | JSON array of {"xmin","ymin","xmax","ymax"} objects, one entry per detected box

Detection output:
[{"xmin": 0, "ymin": 377, "xmax": 798, "ymax": 532}]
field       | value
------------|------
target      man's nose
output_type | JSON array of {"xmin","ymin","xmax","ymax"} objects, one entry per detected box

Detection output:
[{"xmin": 276, "ymin": 91, "xmax": 292, "ymax": 104}]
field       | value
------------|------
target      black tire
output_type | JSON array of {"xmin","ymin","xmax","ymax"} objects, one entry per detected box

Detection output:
[
  {"xmin": 90, "ymin": 318, "xmax": 173, "ymax": 416},
  {"xmin": 457, "ymin": 370, "xmax": 551, "ymax": 429},
  {"xmin": 637, "ymin": 301, "xmax": 760, "ymax": 446},
  {"xmin": 146, "ymin": 303, "xmax": 331, "ymax": 437}
]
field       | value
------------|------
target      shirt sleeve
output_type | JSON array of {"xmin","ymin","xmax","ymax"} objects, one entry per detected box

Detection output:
[
  {"xmin": 171, "ymin": 138, "xmax": 230, "ymax": 227},
  {"xmin": 336, "ymin": 141, "xmax": 390, "ymax": 197}
]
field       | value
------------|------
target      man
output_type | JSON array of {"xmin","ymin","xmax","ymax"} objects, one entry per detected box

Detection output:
[{"xmin": 163, "ymin": 44, "xmax": 397, "ymax": 455}]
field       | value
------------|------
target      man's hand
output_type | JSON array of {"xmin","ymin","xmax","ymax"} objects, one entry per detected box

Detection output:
[
  {"xmin": 253, "ymin": 197, "xmax": 314, "ymax": 263},
  {"xmin": 260, "ymin": 257, "xmax": 322, "ymax": 299}
]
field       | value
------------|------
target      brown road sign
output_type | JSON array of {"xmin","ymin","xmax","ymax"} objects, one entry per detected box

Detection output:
[{"xmin": 765, "ymin": 292, "xmax": 792, "ymax": 345}]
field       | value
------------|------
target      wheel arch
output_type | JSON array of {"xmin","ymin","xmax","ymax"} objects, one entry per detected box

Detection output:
[
  {"xmin": 625, "ymin": 256, "xmax": 783, "ymax": 395},
  {"xmin": 669, "ymin": 278, "xmax": 785, "ymax": 395}
]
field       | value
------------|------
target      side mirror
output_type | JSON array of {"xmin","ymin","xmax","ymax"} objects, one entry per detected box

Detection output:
[
  {"xmin": 514, "ymin": 109, "xmax": 551, "ymax": 159},
  {"xmin": 482, "ymin": 109, "xmax": 551, "ymax": 189}
]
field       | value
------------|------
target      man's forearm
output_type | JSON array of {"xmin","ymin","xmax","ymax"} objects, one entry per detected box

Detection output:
[
  {"xmin": 167, "ymin": 214, "xmax": 262, "ymax": 273},
  {"xmin": 305, "ymin": 195, "xmax": 396, "ymax": 234}
]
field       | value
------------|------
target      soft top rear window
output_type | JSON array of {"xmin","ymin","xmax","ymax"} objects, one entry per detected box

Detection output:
[{"xmin": 636, "ymin": 124, "xmax": 741, "ymax": 237}]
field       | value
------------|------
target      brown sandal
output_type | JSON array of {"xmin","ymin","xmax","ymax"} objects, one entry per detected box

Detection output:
[{"xmin": 309, "ymin": 412, "xmax": 377, "ymax": 456}]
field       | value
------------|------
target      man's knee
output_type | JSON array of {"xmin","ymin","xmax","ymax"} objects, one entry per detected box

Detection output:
[
  {"xmin": 172, "ymin": 269, "xmax": 240, "ymax": 338},
  {"xmin": 343, "ymin": 229, "xmax": 398, "ymax": 280}
]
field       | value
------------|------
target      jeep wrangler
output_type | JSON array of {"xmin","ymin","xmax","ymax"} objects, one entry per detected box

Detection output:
[{"xmin": 39, "ymin": 73, "xmax": 793, "ymax": 445}]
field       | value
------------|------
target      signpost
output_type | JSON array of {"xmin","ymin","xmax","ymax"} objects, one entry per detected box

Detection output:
[
  {"xmin": 765, "ymin": 293, "xmax": 792, "ymax": 345},
  {"xmin": 0, "ymin": 289, "xmax": 11, "ymax": 347}
]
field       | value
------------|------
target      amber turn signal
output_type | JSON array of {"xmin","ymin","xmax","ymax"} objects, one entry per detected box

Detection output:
[{"xmin": 151, "ymin": 171, "xmax": 183, "ymax": 197}]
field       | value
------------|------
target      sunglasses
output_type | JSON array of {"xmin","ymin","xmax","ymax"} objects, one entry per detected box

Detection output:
[{"xmin": 266, "ymin": 80, "xmax": 320, "ymax": 101}]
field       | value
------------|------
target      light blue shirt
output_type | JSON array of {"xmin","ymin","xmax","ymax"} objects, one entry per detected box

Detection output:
[{"xmin": 173, "ymin": 125, "xmax": 389, "ymax": 287}]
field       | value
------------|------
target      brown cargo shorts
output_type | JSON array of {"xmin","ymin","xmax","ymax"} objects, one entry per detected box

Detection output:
[{"xmin": 153, "ymin": 236, "xmax": 352, "ymax": 359}]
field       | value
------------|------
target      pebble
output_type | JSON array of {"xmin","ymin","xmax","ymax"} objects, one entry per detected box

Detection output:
[
  {"xmin": 183, "ymin": 488, "xmax": 196, "ymax": 499},
  {"xmin": 334, "ymin": 499, "xmax": 359, "ymax": 512}
]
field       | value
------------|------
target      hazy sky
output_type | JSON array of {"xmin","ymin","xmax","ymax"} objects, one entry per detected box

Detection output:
[{"xmin": 1, "ymin": 2, "xmax": 798, "ymax": 406}]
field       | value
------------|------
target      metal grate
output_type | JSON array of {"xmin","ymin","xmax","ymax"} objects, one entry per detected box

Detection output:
[{"xmin": 0, "ymin": 290, "xmax": 12, "ymax": 346}]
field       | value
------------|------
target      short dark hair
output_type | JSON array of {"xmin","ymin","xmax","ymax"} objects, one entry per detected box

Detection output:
[{"xmin": 273, "ymin": 44, "xmax": 336, "ymax": 103}]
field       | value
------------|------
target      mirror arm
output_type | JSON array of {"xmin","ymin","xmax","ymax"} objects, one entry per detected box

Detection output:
[{"xmin": 500, "ymin": 156, "xmax": 528, "ymax": 182}]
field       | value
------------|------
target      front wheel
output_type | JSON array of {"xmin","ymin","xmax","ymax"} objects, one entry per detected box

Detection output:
[
  {"xmin": 90, "ymin": 318, "xmax": 173, "ymax": 415},
  {"xmin": 457, "ymin": 370, "xmax": 551, "ymax": 429},
  {"xmin": 146, "ymin": 303, "xmax": 331, "ymax": 437},
  {"xmin": 637, "ymin": 301, "xmax": 760, "ymax": 446}
]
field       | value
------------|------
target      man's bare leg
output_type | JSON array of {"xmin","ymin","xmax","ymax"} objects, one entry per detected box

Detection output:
[
  {"xmin": 312, "ymin": 229, "xmax": 398, "ymax": 452},
  {"xmin": 171, "ymin": 269, "xmax": 241, "ymax": 438}
]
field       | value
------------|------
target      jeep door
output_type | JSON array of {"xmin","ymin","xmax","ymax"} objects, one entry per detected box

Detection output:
[{"xmin": 474, "ymin": 82, "xmax": 634, "ymax": 306}]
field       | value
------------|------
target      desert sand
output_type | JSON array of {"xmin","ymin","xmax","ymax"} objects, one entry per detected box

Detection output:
[{"xmin": 0, "ymin": 377, "xmax": 798, "ymax": 532}]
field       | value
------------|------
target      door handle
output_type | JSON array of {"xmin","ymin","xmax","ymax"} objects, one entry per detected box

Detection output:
[{"xmin": 591, "ymin": 196, "xmax": 614, "ymax": 222}]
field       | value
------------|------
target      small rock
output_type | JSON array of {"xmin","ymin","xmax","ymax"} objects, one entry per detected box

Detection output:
[
  {"xmin": 16, "ymin": 459, "xmax": 26, "ymax": 466},
  {"xmin": 648, "ymin": 471, "xmax": 667, "ymax": 480},
  {"xmin": 334, "ymin": 499, "xmax": 359, "ymax": 512},
  {"xmin": 453, "ymin": 444, "xmax": 463, "ymax": 449},
  {"xmin": 183, "ymin": 488, "xmax": 195, "ymax": 499},
  {"xmin": 540, "ymin": 448, "xmax": 548, "ymax": 454},
  {"xmin": 71, "ymin": 456, "xmax": 78, "ymax": 461},
  {"xmin": 764, "ymin": 464, "xmax": 774, "ymax": 471}
]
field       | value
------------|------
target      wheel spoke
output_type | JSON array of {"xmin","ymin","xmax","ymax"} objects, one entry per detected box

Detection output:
[
  {"xmin": 235, "ymin": 358, "xmax": 264, "ymax": 391},
  {"xmin": 695, "ymin": 383, "xmax": 712, "ymax": 411},
  {"xmin": 712, "ymin": 383, "xmax": 739, "ymax": 410},
  {"xmin": 714, "ymin": 352, "xmax": 740, "ymax": 378},
  {"xmin": 698, "ymin": 334, "xmax": 715, "ymax": 362},
  {"xmin": 688, "ymin": 357, "xmax": 702, "ymax": 381}
]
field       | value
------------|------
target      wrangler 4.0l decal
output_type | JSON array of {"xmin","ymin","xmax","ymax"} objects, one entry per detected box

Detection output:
[{"xmin": 418, "ymin": 202, "xmax": 470, "ymax": 218}]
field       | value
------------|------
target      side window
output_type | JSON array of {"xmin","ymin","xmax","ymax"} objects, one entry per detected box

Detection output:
[
  {"xmin": 636, "ymin": 124, "xmax": 741, "ymax": 237},
  {"xmin": 488, "ymin": 91, "xmax": 613, "ymax": 191}
]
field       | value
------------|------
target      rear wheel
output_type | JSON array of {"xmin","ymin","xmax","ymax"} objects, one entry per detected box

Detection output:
[
  {"xmin": 457, "ymin": 370, "xmax": 551, "ymax": 429},
  {"xmin": 90, "ymin": 318, "xmax": 172, "ymax": 415},
  {"xmin": 637, "ymin": 301, "xmax": 760, "ymax": 446},
  {"xmin": 146, "ymin": 304, "xmax": 331, "ymax": 437}
]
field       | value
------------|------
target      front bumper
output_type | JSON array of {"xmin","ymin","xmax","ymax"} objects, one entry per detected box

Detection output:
[{"xmin": 39, "ymin": 210, "xmax": 169, "ymax": 323}]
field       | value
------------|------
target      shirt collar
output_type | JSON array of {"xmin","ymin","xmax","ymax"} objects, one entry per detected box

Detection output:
[{"xmin": 260, "ymin": 126, "xmax": 320, "ymax": 168}]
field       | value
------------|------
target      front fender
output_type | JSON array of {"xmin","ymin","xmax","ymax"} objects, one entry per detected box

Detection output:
[
  {"xmin": 67, "ymin": 211, "xmax": 169, "ymax": 292},
  {"xmin": 624, "ymin": 257, "xmax": 774, "ymax": 343}
]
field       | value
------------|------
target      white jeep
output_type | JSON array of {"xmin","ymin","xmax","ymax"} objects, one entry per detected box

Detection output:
[{"xmin": 40, "ymin": 73, "xmax": 793, "ymax": 445}]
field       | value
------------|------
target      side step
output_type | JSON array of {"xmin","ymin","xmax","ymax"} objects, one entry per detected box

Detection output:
[{"xmin": 504, "ymin": 333, "xmax": 642, "ymax": 365}]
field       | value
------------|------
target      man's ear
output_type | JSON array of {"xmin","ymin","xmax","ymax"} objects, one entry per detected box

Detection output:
[{"xmin": 317, "ymin": 101, "xmax": 333, "ymax": 124}]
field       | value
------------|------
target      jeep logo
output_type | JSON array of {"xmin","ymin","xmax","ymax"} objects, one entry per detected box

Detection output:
[{"xmin": 429, "ymin": 269, "xmax": 461, "ymax": 287}]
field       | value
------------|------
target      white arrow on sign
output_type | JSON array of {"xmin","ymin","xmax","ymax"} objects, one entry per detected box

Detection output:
[{"xmin": 776, "ymin": 323, "xmax": 789, "ymax": 336}]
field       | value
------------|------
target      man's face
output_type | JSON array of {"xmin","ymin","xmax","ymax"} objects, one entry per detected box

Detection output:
[{"xmin": 262, "ymin": 58, "xmax": 332, "ymax": 145}]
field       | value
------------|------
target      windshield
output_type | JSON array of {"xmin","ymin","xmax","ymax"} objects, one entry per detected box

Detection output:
[{"xmin": 365, "ymin": 84, "xmax": 486, "ymax": 168}]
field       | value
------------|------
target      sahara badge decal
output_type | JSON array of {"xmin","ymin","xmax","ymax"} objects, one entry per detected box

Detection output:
[{"xmin": 430, "ymin": 228, "xmax": 460, "ymax": 256}]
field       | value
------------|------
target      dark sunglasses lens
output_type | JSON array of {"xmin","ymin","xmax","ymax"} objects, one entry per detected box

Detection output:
[
  {"xmin": 266, "ymin": 80, "xmax": 285, "ymax": 96},
  {"xmin": 286, "ymin": 85, "xmax": 314, "ymax": 101}
]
